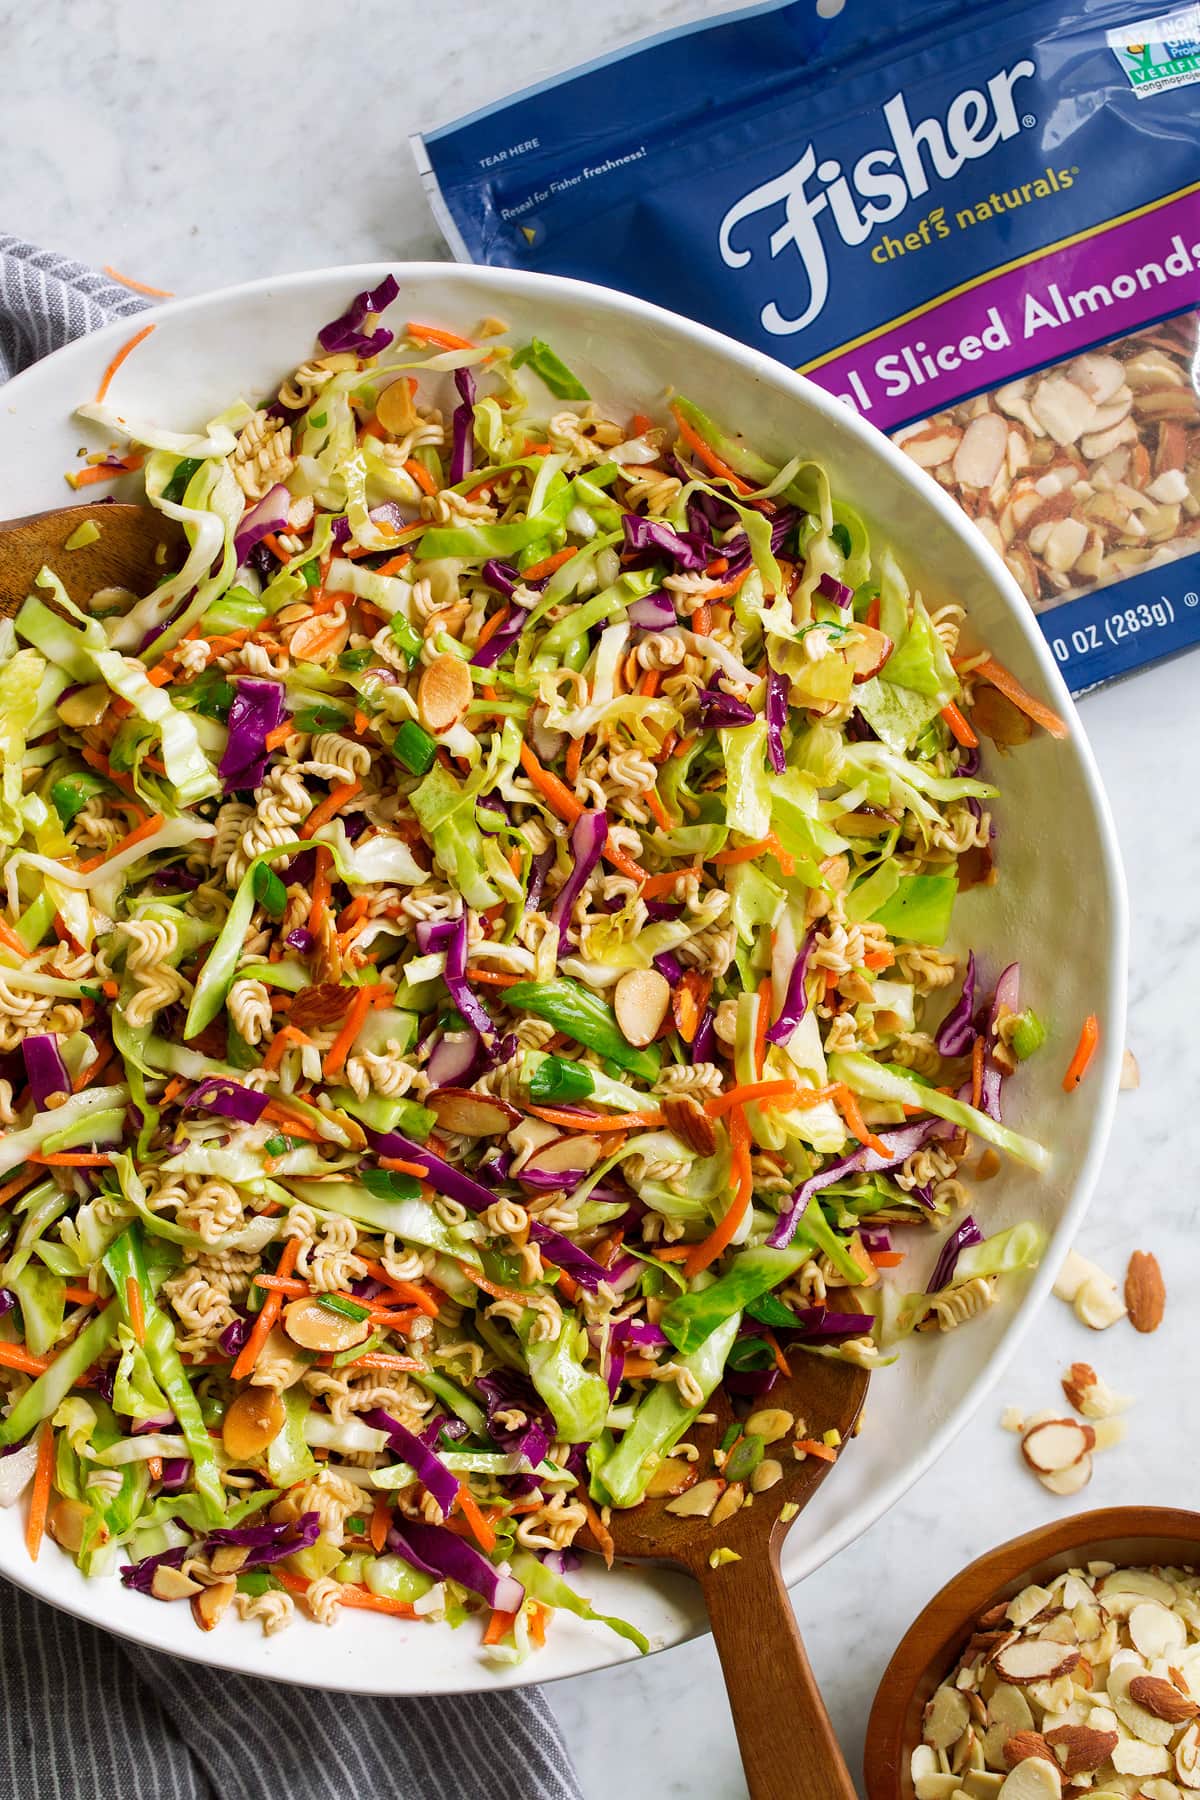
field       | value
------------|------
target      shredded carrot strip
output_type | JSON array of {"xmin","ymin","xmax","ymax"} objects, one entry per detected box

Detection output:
[
  {"xmin": 260, "ymin": 1025, "xmax": 315, "ymax": 1074},
  {"xmin": 25, "ymin": 1424, "xmax": 54, "ymax": 1563},
  {"xmin": 65, "ymin": 456, "xmax": 143, "ymax": 490},
  {"xmin": 702, "ymin": 569, "xmax": 751, "ymax": 601},
  {"xmin": 972, "ymin": 655, "xmax": 1069, "ymax": 739},
  {"xmin": 370, "ymin": 1492, "xmax": 390, "ymax": 1554},
  {"xmin": 754, "ymin": 976, "xmax": 772, "ymax": 1079},
  {"xmin": 704, "ymin": 1080, "xmax": 813, "ymax": 1117},
  {"xmin": 254, "ymin": 1275, "xmax": 309, "ymax": 1297},
  {"xmin": 940, "ymin": 701, "xmax": 978, "ymax": 749},
  {"xmin": 0, "ymin": 1342, "xmax": 50, "ymax": 1375},
  {"xmin": 472, "ymin": 606, "xmax": 510, "ymax": 658},
  {"xmin": 580, "ymin": 1493, "xmax": 614, "ymax": 1570},
  {"xmin": 521, "ymin": 547, "xmax": 575, "ymax": 581},
  {"xmin": 794, "ymin": 1439, "xmax": 838, "ymax": 1463},
  {"xmin": 308, "ymin": 845, "xmax": 332, "ymax": 933},
  {"xmin": 0, "ymin": 1169, "xmax": 41, "ymax": 1207},
  {"xmin": 102, "ymin": 265, "xmax": 174, "ymax": 298},
  {"xmin": 629, "ymin": 412, "xmax": 652, "ymax": 436},
  {"xmin": 28, "ymin": 1152, "xmax": 114, "ymax": 1168},
  {"xmin": 564, "ymin": 736, "xmax": 583, "ymax": 786},
  {"xmin": 464, "ymin": 966, "xmax": 521, "ymax": 988},
  {"xmin": 833, "ymin": 1085, "xmax": 890, "ymax": 1160},
  {"xmin": 322, "ymin": 986, "xmax": 373, "ymax": 1079},
  {"xmin": 367, "ymin": 1307, "xmax": 419, "ymax": 1331},
  {"xmin": 483, "ymin": 1608, "xmax": 518, "ymax": 1645},
  {"xmin": 517, "ymin": 742, "xmax": 646, "ymax": 882},
  {"xmin": 300, "ymin": 779, "xmax": 361, "ymax": 840},
  {"xmin": 0, "ymin": 920, "xmax": 29, "ymax": 957},
  {"xmin": 763, "ymin": 1329, "xmax": 792, "ymax": 1378},
  {"xmin": 528, "ymin": 1602, "xmax": 548, "ymax": 1647},
  {"xmin": 457, "ymin": 1265, "xmax": 530, "ymax": 1308},
  {"xmin": 970, "ymin": 1036, "xmax": 985, "ymax": 1111},
  {"xmin": 863, "ymin": 946, "xmax": 894, "ymax": 972},
  {"xmin": 871, "ymin": 1251, "xmax": 906, "ymax": 1269},
  {"xmin": 274, "ymin": 1569, "xmax": 417, "ymax": 1617},
  {"xmin": 638, "ymin": 667, "xmax": 661, "ymax": 699},
  {"xmin": 684, "ymin": 1104, "xmax": 752, "ymax": 1279},
  {"xmin": 94, "ymin": 323, "xmax": 156, "ymax": 403},
  {"xmin": 454, "ymin": 1485, "xmax": 496, "ymax": 1554},
  {"xmin": 643, "ymin": 787, "xmax": 675, "ymax": 833},
  {"xmin": 406, "ymin": 322, "xmax": 477, "ymax": 351},
  {"xmin": 258, "ymin": 532, "xmax": 292, "ymax": 564},
  {"xmin": 76, "ymin": 811, "xmax": 165, "ymax": 873},
  {"xmin": 641, "ymin": 866, "xmax": 700, "ymax": 900},
  {"xmin": 355, "ymin": 1261, "xmax": 440, "ymax": 1316},
  {"xmin": 670, "ymin": 403, "xmax": 753, "ymax": 494},
  {"xmin": 712, "ymin": 833, "xmax": 795, "ymax": 877},
  {"xmin": 526, "ymin": 1104, "xmax": 665, "ymax": 1133},
  {"xmin": 376, "ymin": 1156, "xmax": 431, "ymax": 1179},
  {"xmin": 231, "ymin": 1238, "xmax": 300, "ymax": 1381},
  {"xmin": 1063, "ymin": 1013, "xmax": 1100, "ymax": 1092},
  {"xmin": 404, "ymin": 458, "xmax": 439, "ymax": 498},
  {"xmin": 260, "ymin": 1101, "xmax": 325, "ymax": 1142},
  {"xmin": 126, "ymin": 1275, "xmax": 145, "ymax": 1346},
  {"xmin": 690, "ymin": 603, "xmax": 712, "ymax": 635},
  {"xmin": 375, "ymin": 552, "xmax": 412, "ymax": 578}
]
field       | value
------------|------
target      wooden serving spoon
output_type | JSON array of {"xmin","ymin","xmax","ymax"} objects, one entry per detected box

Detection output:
[
  {"xmin": 589, "ymin": 1355, "xmax": 868, "ymax": 1800},
  {"xmin": 0, "ymin": 502, "xmax": 185, "ymax": 614}
]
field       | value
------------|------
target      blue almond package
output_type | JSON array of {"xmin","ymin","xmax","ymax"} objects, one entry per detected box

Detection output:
[{"xmin": 415, "ymin": 0, "xmax": 1200, "ymax": 692}]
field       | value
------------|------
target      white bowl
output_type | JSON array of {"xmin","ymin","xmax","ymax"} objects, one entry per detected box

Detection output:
[{"xmin": 0, "ymin": 264, "xmax": 1127, "ymax": 1695}]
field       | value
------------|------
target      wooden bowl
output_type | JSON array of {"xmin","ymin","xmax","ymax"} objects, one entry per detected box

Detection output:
[{"xmin": 863, "ymin": 1505, "xmax": 1200, "ymax": 1797}]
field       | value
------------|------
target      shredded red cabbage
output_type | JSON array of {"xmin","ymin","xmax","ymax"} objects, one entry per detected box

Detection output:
[
  {"xmin": 765, "ymin": 929, "xmax": 815, "ymax": 1046},
  {"xmin": 527, "ymin": 1221, "xmax": 610, "ymax": 1290},
  {"xmin": 765, "ymin": 667, "xmax": 789, "ymax": 773},
  {"xmin": 203, "ymin": 1512, "xmax": 322, "ymax": 1567},
  {"xmin": 449, "ymin": 366, "xmax": 476, "ymax": 485},
  {"xmin": 426, "ymin": 1028, "xmax": 483, "ymax": 1089},
  {"xmin": 549, "ymin": 810, "xmax": 607, "ymax": 955},
  {"xmin": 476, "ymin": 1369, "xmax": 554, "ymax": 1468},
  {"xmin": 698, "ymin": 688, "xmax": 755, "ymax": 729},
  {"xmin": 627, "ymin": 593, "xmax": 677, "ymax": 632},
  {"xmin": 935, "ymin": 951, "xmax": 978, "ymax": 1057},
  {"xmin": 21, "ymin": 1035, "xmax": 69, "ymax": 1108},
  {"xmin": 363, "ymin": 1409, "xmax": 460, "ymax": 1515},
  {"xmin": 415, "ymin": 914, "xmax": 495, "ymax": 1043},
  {"xmin": 653, "ymin": 949, "xmax": 685, "ymax": 985},
  {"xmin": 387, "ymin": 1517, "xmax": 524, "ymax": 1614},
  {"xmin": 621, "ymin": 513, "xmax": 708, "ymax": 571},
  {"xmin": 285, "ymin": 926, "xmax": 314, "ymax": 954},
  {"xmin": 219, "ymin": 677, "xmax": 285, "ymax": 792},
  {"xmin": 362, "ymin": 1127, "xmax": 496, "ymax": 1213},
  {"xmin": 183, "ymin": 1078, "xmax": 269, "ymax": 1126},
  {"xmin": 316, "ymin": 274, "xmax": 400, "ymax": 357},
  {"xmin": 120, "ymin": 1544, "xmax": 189, "ymax": 1593},
  {"xmin": 233, "ymin": 484, "xmax": 290, "ymax": 565},
  {"xmin": 927, "ymin": 1215, "xmax": 984, "ymax": 1292},
  {"xmin": 470, "ymin": 604, "xmax": 526, "ymax": 669},
  {"xmin": 767, "ymin": 1118, "xmax": 948, "ymax": 1248},
  {"xmin": 817, "ymin": 571, "xmax": 854, "ymax": 609},
  {"xmin": 691, "ymin": 1005, "xmax": 716, "ymax": 1062}
]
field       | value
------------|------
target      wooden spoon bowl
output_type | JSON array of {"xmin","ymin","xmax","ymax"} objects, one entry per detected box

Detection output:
[
  {"xmin": 0, "ymin": 502, "xmax": 185, "ymax": 614},
  {"xmin": 587, "ymin": 1353, "xmax": 870, "ymax": 1800},
  {"xmin": 863, "ymin": 1504, "xmax": 1200, "ymax": 1798}
]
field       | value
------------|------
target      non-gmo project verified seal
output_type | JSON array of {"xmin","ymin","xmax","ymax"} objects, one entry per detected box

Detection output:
[{"xmin": 1107, "ymin": 3, "xmax": 1200, "ymax": 94}]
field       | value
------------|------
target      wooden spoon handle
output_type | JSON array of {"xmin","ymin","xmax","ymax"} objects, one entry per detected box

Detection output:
[{"xmin": 699, "ymin": 1545, "xmax": 857, "ymax": 1800}]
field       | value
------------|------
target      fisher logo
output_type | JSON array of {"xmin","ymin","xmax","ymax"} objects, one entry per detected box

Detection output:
[
  {"xmin": 1107, "ymin": 5, "xmax": 1200, "ymax": 96},
  {"xmin": 718, "ymin": 61, "xmax": 1036, "ymax": 337}
]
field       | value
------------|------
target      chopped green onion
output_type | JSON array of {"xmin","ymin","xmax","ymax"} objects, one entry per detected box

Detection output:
[
  {"xmin": 317, "ymin": 1294, "xmax": 372, "ymax": 1323},
  {"xmin": 393, "ymin": 720, "xmax": 436, "ymax": 776},
  {"xmin": 389, "ymin": 616, "xmax": 422, "ymax": 666},
  {"xmin": 252, "ymin": 863, "xmax": 287, "ymax": 919}
]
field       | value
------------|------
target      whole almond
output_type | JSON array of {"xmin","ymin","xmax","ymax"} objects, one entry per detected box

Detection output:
[
  {"xmin": 1125, "ymin": 1249, "xmax": 1165, "ymax": 1333},
  {"xmin": 290, "ymin": 981, "xmax": 357, "ymax": 1029},
  {"xmin": 1003, "ymin": 1730, "xmax": 1053, "ymax": 1767},
  {"xmin": 1044, "ymin": 1722, "xmax": 1119, "ymax": 1776},
  {"xmin": 1128, "ymin": 1674, "xmax": 1199, "ymax": 1723},
  {"xmin": 418, "ymin": 652, "xmax": 472, "ymax": 734},
  {"xmin": 662, "ymin": 1093, "xmax": 717, "ymax": 1158},
  {"xmin": 976, "ymin": 1600, "xmax": 1010, "ymax": 1629}
]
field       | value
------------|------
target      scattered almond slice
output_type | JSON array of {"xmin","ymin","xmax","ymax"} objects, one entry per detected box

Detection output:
[
  {"xmin": 1037, "ymin": 1452, "xmax": 1093, "ymax": 1496},
  {"xmin": 1061, "ymin": 1360, "xmax": 1132, "ymax": 1419},
  {"xmin": 1020, "ymin": 1418, "xmax": 1094, "ymax": 1474},
  {"xmin": 1052, "ymin": 1247, "xmax": 1127, "ymax": 1329},
  {"xmin": 1120, "ymin": 1046, "xmax": 1140, "ymax": 1089}
]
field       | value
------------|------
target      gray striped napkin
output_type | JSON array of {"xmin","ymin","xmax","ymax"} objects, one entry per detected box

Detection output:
[{"xmin": 0, "ymin": 234, "xmax": 583, "ymax": 1800}]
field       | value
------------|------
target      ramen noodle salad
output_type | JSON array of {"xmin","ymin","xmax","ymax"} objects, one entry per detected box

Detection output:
[
  {"xmin": 0, "ymin": 283, "xmax": 1076, "ymax": 1653},
  {"xmin": 418, "ymin": 0, "xmax": 1200, "ymax": 694}
]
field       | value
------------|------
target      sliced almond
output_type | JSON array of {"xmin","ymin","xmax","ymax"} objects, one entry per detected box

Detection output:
[
  {"xmin": 151, "ymin": 1564, "xmax": 203, "ymax": 1602},
  {"xmin": 709, "ymin": 1480, "xmax": 746, "ymax": 1527},
  {"xmin": 665, "ymin": 1477, "xmax": 723, "ymax": 1518},
  {"xmin": 1129, "ymin": 1600, "xmax": 1188, "ymax": 1662},
  {"xmin": 1043, "ymin": 1722, "xmax": 1118, "ymax": 1776},
  {"xmin": 644, "ymin": 1458, "xmax": 697, "ymax": 1499},
  {"xmin": 222, "ymin": 1385, "xmax": 285, "ymax": 1462},
  {"xmin": 58, "ymin": 683, "xmax": 112, "ymax": 729},
  {"xmin": 417, "ymin": 652, "xmax": 472, "ymax": 734},
  {"xmin": 375, "ymin": 376, "xmax": 419, "ymax": 436},
  {"xmin": 996, "ymin": 1756, "xmax": 1061, "ymax": 1799},
  {"xmin": 1125, "ymin": 1249, "xmax": 1165, "ymax": 1334},
  {"xmin": 992, "ymin": 1639, "xmax": 1080, "ymax": 1687},
  {"xmin": 971, "ymin": 683, "xmax": 1034, "ymax": 746},
  {"xmin": 843, "ymin": 623, "xmax": 894, "ymax": 682},
  {"xmin": 613, "ymin": 969, "xmax": 670, "ymax": 1048},
  {"xmin": 923, "ymin": 1684, "xmax": 971, "ymax": 1750},
  {"xmin": 1020, "ymin": 1418, "xmax": 1094, "ymax": 1474},
  {"xmin": 1177, "ymin": 1719, "xmax": 1200, "ymax": 1786},
  {"xmin": 46, "ymin": 1496, "xmax": 99, "ymax": 1555},
  {"xmin": 1097, "ymin": 1567, "xmax": 1177, "ymax": 1613},
  {"xmin": 191, "ymin": 1576, "xmax": 237, "ymax": 1632},
  {"xmin": 427, "ymin": 1088, "xmax": 521, "ymax": 1137},
  {"xmin": 282, "ymin": 1295, "xmax": 372, "ymax": 1353},
  {"xmin": 1120, "ymin": 1047, "xmax": 1141, "ymax": 1089},
  {"xmin": 1002, "ymin": 1731, "xmax": 1053, "ymax": 1768},
  {"xmin": 1038, "ymin": 1453, "xmax": 1093, "ymax": 1497},
  {"xmin": 661, "ymin": 1093, "xmax": 717, "ymax": 1157},
  {"xmin": 210, "ymin": 1544, "xmax": 250, "ymax": 1576},
  {"xmin": 954, "ymin": 412, "xmax": 1009, "ymax": 489},
  {"xmin": 745, "ymin": 1408, "xmax": 794, "ymax": 1445},
  {"xmin": 521, "ymin": 1131, "xmax": 603, "ymax": 1178},
  {"xmin": 1129, "ymin": 1673, "xmax": 1199, "ymax": 1723},
  {"xmin": 1074, "ymin": 1274, "xmax": 1127, "ymax": 1331}
]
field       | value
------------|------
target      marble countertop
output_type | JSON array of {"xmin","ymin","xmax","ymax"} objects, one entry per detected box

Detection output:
[{"xmin": 8, "ymin": 2, "xmax": 1195, "ymax": 1793}]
